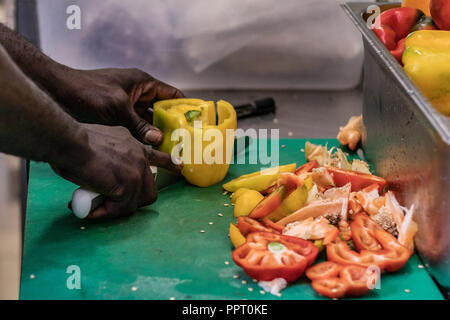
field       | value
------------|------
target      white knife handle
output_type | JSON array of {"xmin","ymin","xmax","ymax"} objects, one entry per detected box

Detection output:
[
  {"xmin": 71, "ymin": 189, "xmax": 104, "ymax": 219},
  {"xmin": 70, "ymin": 166, "xmax": 158, "ymax": 219}
]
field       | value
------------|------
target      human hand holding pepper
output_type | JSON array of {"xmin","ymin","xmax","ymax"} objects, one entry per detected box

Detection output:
[{"xmin": 52, "ymin": 68, "xmax": 185, "ymax": 145}]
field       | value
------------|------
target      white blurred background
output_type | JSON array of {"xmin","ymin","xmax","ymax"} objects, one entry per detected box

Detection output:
[{"xmin": 37, "ymin": 0, "xmax": 367, "ymax": 90}]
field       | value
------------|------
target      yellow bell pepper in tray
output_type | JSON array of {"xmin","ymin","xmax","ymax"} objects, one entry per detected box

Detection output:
[
  {"xmin": 153, "ymin": 99, "xmax": 237, "ymax": 187},
  {"xmin": 403, "ymin": 30, "xmax": 450, "ymax": 116}
]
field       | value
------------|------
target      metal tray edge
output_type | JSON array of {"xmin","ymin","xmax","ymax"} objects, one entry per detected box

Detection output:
[{"xmin": 341, "ymin": 2, "xmax": 450, "ymax": 145}]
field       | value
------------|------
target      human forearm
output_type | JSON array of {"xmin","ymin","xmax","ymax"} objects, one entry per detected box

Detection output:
[{"xmin": 0, "ymin": 45, "xmax": 89, "ymax": 166}]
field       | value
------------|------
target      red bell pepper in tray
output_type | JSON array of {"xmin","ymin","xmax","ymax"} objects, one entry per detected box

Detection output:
[
  {"xmin": 223, "ymin": 142, "xmax": 419, "ymax": 298},
  {"xmin": 371, "ymin": 7, "xmax": 425, "ymax": 63},
  {"xmin": 371, "ymin": 6, "xmax": 441, "ymax": 64}
]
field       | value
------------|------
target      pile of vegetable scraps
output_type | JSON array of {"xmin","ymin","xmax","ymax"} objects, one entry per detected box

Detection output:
[{"xmin": 223, "ymin": 142, "xmax": 418, "ymax": 299}]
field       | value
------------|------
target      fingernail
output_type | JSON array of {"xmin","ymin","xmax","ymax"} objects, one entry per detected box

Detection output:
[{"xmin": 145, "ymin": 130, "xmax": 163, "ymax": 145}]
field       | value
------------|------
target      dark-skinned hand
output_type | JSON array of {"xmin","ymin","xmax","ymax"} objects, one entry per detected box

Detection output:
[
  {"xmin": 54, "ymin": 68, "xmax": 184, "ymax": 146},
  {"xmin": 51, "ymin": 124, "xmax": 182, "ymax": 220}
]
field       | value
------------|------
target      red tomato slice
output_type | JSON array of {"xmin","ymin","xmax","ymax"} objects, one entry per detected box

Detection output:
[
  {"xmin": 249, "ymin": 185, "xmax": 286, "ymax": 219},
  {"xmin": 306, "ymin": 261, "xmax": 342, "ymax": 281},
  {"xmin": 326, "ymin": 167, "xmax": 387, "ymax": 192},
  {"xmin": 295, "ymin": 160, "xmax": 319, "ymax": 175},
  {"xmin": 232, "ymin": 232, "xmax": 318, "ymax": 282},
  {"xmin": 236, "ymin": 216, "xmax": 278, "ymax": 236},
  {"xmin": 339, "ymin": 265, "xmax": 375, "ymax": 296},
  {"xmin": 311, "ymin": 277, "xmax": 349, "ymax": 299}
]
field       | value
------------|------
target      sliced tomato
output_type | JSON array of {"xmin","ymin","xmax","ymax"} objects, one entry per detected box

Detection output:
[
  {"xmin": 236, "ymin": 216, "xmax": 278, "ymax": 236},
  {"xmin": 351, "ymin": 213, "xmax": 383, "ymax": 251},
  {"xmin": 339, "ymin": 265, "xmax": 375, "ymax": 296},
  {"xmin": 306, "ymin": 261, "xmax": 342, "ymax": 281},
  {"xmin": 232, "ymin": 232, "xmax": 318, "ymax": 282},
  {"xmin": 311, "ymin": 277, "xmax": 349, "ymax": 299},
  {"xmin": 295, "ymin": 160, "xmax": 319, "ymax": 175},
  {"xmin": 262, "ymin": 218, "xmax": 285, "ymax": 233},
  {"xmin": 326, "ymin": 167, "xmax": 387, "ymax": 193},
  {"xmin": 249, "ymin": 185, "xmax": 286, "ymax": 219}
]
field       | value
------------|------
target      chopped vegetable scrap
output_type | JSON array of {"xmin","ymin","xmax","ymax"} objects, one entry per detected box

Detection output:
[
  {"xmin": 223, "ymin": 142, "xmax": 418, "ymax": 298},
  {"xmin": 337, "ymin": 115, "xmax": 364, "ymax": 151}
]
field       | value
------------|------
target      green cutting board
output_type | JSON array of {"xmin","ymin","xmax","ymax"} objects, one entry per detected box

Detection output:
[{"xmin": 20, "ymin": 139, "xmax": 443, "ymax": 300}]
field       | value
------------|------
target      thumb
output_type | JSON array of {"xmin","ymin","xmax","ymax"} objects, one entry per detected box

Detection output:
[{"xmin": 128, "ymin": 111, "xmax": 163, "ymax": 146}]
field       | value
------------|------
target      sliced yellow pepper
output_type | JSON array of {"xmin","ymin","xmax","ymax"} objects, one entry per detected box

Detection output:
[
  {"xmin": 222, "ymin": 163, "xmax": 297, "ymax": 192},
  {"xmin": 403, "ymin": 31, "xmax": 450, "ymax": 116},
  {"xmin": 153, "ymin": 99, "xmax": 237, "ymax": 187},
  {"xmin": 265, "ymin": 176, "xmax": 313, "ymax": 222},
  {"xmin": 233, "ymin": 190, "xmax": 264, "ymax": 217},
  {"xmin": 229, "ymin": 223, "xmax": 246, "ymax": 248},
  {"xmin": 231, "ymin": 188, "xmax": 251, "ymax": 204}
]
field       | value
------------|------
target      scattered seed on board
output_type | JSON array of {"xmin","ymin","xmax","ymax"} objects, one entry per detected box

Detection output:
[
  {"xmin": 224, "ymin": 261, "xmax": 230, "ymax": 265},
  {"xmin": 288, "ymin": 132, "xmax": 293, "ymax": 137},
  {"xmin": 233, "ymin": 275, "xmax": 239, "ymax": 279},
  {"xmin": 131, "ymin": 286, "xmax": 138, "ymax": 292},
  {"xmin": 218, "ymin": 213, "xmax": 223, "ymax": 217},
  {"xmin": 301, "ymin": 148, "xmax": 305, "ymax": 152},
  {"xmin": 222, "ymin": 191, "xmax": 228, "ymax": 195},
  {"xmin": 260, "ymin": 290, "xmax": 266, "ymax": 295},
  {"xmin": 252, "ymin": 279, "xmax": 257, "ymax": 283},
  {"xmin": 200, "ymin": 230, "xmax": 205, "ymax": 233},
  {"xmin": 241, "ymin": 280, "xmax": 247, "ymax": 285},
  {"xmin": 80, "ymin": 226, "xmax": 85, "ymax": 230},
  {"xmin": 169, "ymin": 297, "xmax": 175, "ymax": 300},
  {"xmin": 276, "ymin": 293, "xmax": 282, "ymax": 297},
  {"xmin": 404, "ymin": 289, "xmax": 411, "ymax": 293},
  {"xmin": 248, "ymin": 288, "xmax": 253, "ymax": 292},
  {"xmin": 418, "ymin": 264, "xmax": 424, "ymax": 269},
  {"xmin": 30, "ymin": 274, "xmax": 35, "ymax": 279},
  {"xmin": 281, "ymin": 145, "xmax": 286, "ymax": 148},
  {"xmin": 224, "ymin": 203, "xmax": 230, "ymax": 207},
  {"xmin": 209, "ymin": 222, "xmax": 214, "ymax": 225}
]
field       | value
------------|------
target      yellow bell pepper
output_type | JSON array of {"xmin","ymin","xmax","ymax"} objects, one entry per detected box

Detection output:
[
  {"xmin": 233, "ymin": 190, "xmax": 264, "ymax": 217},
  {"xmin": 153, "ymin": 99, "xmax": 237, "ymax": 187},
  {"xmin": 265, "ymin": 176, "xmax": 313, "ymax": 222},
  {"xmin": 222, "ymin": 163, "xmax": 297, "ymax": 192},
  {"xmin": 231, "ymin": 188, "xmax": 251, "ymax": 204},
  {"xmin": 229, "ymin": 223, "xmax": 246, "ymax": 248},
  {"xmin": 403, "ymin": 30, "xmax": 450, "ymax": 116}
]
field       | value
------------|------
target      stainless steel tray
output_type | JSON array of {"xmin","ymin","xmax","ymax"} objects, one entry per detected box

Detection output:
[{"xmin": 342, "ymin": 2, "xmax": 450, "ymax": 297}]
